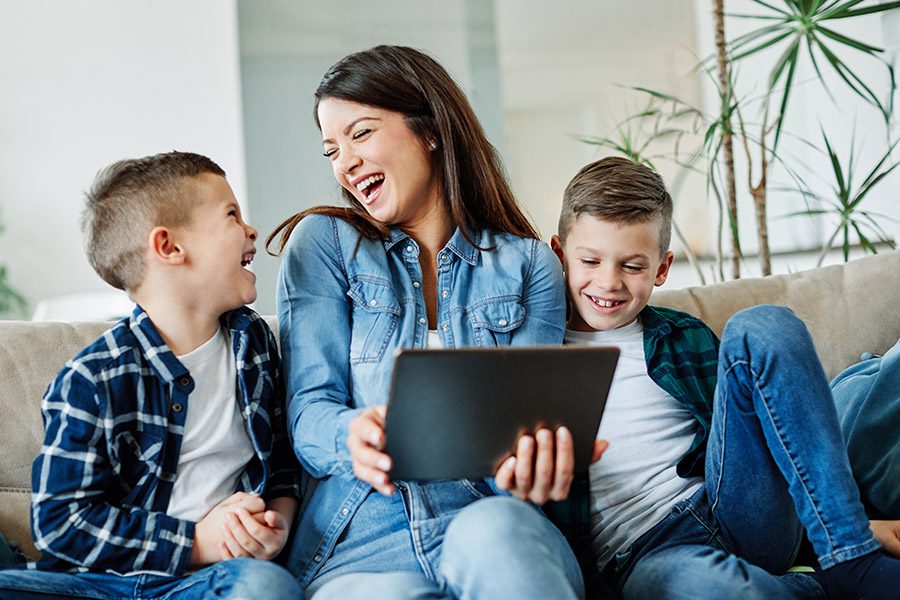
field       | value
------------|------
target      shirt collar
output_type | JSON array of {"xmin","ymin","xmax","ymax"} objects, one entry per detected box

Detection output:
[
  {"xmin": 382, "ymin": 226, "xmax": 482, "ymax": 266},
  {"xmin": 126, "ymin": 305, "xmax": 249, "ymax": 384},
  {"xmin": 127, "ymin": 304, "xmax": 186, "ymax": 384}
]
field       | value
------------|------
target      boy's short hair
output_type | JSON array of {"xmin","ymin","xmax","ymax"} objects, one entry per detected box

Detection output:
[
  {"xmin": 82, "ymin": 151, "xmax": 225, "ymax": 292},
  {"xmin": 558, "ymin": 157, "xmax": 672, "ymax": 257}
]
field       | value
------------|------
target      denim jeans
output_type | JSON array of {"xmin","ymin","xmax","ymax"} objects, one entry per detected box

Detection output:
[
  {"xmin": 307, "ymin": 495, "xmax": 583, "ymax": 599},
  {"xmin": 607, "ymin": 306, "xmax": 879, "ymax": 599},
  {"xmin": 0, "ymin": 558, "xmax": 302, "ymax": 600}
]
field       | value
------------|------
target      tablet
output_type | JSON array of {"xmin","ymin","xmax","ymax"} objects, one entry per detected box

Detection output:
[{"xmin": 384, "ymin": 345, "xmax": 619, "ymax": 481}]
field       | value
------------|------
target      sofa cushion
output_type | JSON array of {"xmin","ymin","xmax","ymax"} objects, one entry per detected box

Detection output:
[{"xmin": 652, "ymin": 251, "xmax": 900, "ymax": 379}]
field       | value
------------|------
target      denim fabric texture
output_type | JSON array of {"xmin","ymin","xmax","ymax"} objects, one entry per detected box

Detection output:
[
  {"xmin": 0, "ymin": 558, "xmax": 302, "ymax": 599},
  {"xmin": 309, "ymin": 497, "xmax": 583, "ymax": 599},
  {"xmin": 275, "ymin": 214, "xmax": 566, "ymax": 590},
  {"xmin": 605, "ymin": 306, "xmax": 879, "ymax": 599},
  {"xmin": 831, "ymin": 338, "xmax": 900, "ymax": 519}
]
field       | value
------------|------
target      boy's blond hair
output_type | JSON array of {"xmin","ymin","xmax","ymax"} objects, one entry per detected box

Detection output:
[
  {"xmin": 558, "ymin": 157, "xmax": 672, "ymax": 257},
  {"xmin": 82, "ymin": 151, "xmax": 225, "ymax": 292}
]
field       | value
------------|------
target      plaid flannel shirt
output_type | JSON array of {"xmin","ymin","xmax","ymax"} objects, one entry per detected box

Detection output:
[
  {"xmin": 31, "ymin": 305, "xmax": 301, "ymax": 576},
  {"xmin": 546, "ymin": 304, "xmax": 721, "ymax": 587}
]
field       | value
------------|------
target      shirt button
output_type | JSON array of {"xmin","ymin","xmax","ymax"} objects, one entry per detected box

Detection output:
[
  {"xmin": 406, "ymin": 245, "xmax": 414, "ymax": 253},
  {"xmin": 418, "ymin": 317, "xmax": 427, "ymax": 325},
  {"xmin": 442, "ymin": 324, "xmax": 449, "ymax": 331},
  {"xmin": 341, "ymin": 507, "xmax": 349, "ymax": 516},
  {"xmin": 441, "ymin": 290, "xmax": 449, "ymax": 298},
  {"xmin": 369, "ymin": 299, "xmax": 378, "ymax": 307},
  {"xmin": 314, "ymin": 554, "xmax": 323, "ymax": 563},
  {"xmin": 171, "ymin": 403, "xmax": 184, "ymax": 413},
  {"xmin": 498, "ymin": 319, "xmax": 508, "ymax": 326},
  {"xmin": 177, "ymin": 376, "xmax": 191, "ymax": 387},
  {"xmin": 413, "ymin": 281, "xmax": 420, "ymax": 288},
  {"xmin": 440, "ymin": 253, "xmax": 449, "ymax": 262}
]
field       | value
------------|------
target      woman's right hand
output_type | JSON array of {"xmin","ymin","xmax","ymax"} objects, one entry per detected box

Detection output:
[{"xmin": 348, "ymin": 405, "xmax": 395, "ymax": 496}]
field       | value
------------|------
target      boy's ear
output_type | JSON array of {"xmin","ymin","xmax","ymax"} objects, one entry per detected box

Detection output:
[
  {"xmin": 148, "ymin": 226, "xmax": 186, "ymax": 266},
  {"xmin": 550, "ymin": 234, "xmax": 565, "ymax": 267},
  {"xmin": 654, "ymin": 251, "xmax": 675, "ymax": 286}
]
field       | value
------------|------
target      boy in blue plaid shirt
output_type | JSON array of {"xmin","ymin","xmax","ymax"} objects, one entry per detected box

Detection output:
[
  {"xmin": 552, "ymin": 157, "xmax": 900, "ymax": 599},
  {"xmin": 0, "ymin": 152, "xmax": 303, "ymax": 599}
]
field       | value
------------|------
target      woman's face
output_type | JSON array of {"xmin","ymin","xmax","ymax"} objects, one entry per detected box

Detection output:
[{"xmin": 318, "ymin": 97, "xmax": 443, "ymax": 228}]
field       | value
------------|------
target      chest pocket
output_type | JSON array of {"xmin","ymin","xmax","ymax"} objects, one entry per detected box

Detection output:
[
  {"xmin": 112, "ymin": 431, "xmax": 164, "ymax": 496},
  {"xmin": 347, "ymin": 279, "xmax": 401, "ymax": 363},
  {"xmin": 467, "ymin": 297, "xmax": 525, "ymax": 347}
]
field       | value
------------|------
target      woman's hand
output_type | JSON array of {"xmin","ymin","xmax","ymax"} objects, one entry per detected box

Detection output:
[
  {"xmin": 495, "ymin": 427, "xmax": 608, "ymax": 504},
  {"xmin": 871, "ymin": 520, "xmax": 900, "ymax": 557},
  {"xmin": 347, "ymin": 405, "xmax": 395, "ymax": 496}
]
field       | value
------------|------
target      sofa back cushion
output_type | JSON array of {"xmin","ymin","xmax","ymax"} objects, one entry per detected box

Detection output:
[{"xmin": 652, "ymin": 251, "xmax": 900, "ymax": 380}]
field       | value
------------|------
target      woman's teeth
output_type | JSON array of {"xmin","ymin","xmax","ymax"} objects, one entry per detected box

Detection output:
[{"xmin": 356, "ymin": 174, "xmax": 384, "ymax": 196}]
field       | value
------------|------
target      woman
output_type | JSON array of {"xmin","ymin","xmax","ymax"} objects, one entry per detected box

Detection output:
[{"xmin": 270, "ymin": 46, "xmax": 584, "ymax": 598}]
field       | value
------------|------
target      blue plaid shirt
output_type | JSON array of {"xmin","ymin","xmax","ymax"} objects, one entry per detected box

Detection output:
[{"xmin": 31, "ymin": 305, "xmax": 301, "ymax": 576}]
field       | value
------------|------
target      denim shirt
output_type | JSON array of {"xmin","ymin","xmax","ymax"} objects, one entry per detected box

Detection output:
[{"xmin": 276, "ymin": 214, "xmax": 565, "ymax": 585}]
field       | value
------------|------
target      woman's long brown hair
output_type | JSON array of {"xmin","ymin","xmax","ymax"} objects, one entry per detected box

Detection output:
[{"xmin": 266, "ymin": 45, "xmax": 538, "ymax": 256}]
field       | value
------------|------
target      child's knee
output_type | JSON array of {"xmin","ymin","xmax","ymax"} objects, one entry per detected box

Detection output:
[
  {"xmin": 217, "ymin": 558, "xmax": 302, "ymax": 600},
  {"xmin": 722, "ymin": 305, "xmax": 813, "ymax": 356}
]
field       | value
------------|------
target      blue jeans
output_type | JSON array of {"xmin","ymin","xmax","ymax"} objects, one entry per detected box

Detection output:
[
  {"xmin": 307, "ymin": 495, "xmax": 583, "ymax": 599},
  {"xmin": 607, "ymin": 306, "xmax": 880, "ymax": 599},
  {"xmin": 0, "ymin": 558, "xmax": 302, "ymax": 599}
]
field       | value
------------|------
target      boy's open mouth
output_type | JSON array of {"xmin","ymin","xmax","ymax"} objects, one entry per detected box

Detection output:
[
  {"xmin": 241, "ymin": 251, "xmax": 255, "ymax": 267},
  {"xmin": 587, "ymin": 294, "xmax": 624, "ymax": 309},
  {"xmin": 355, "ymin": 174, "xmax": 384, "ymax": 204}
]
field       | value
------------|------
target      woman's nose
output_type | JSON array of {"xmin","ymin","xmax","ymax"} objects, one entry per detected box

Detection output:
[{"xmin": 335, "ymin": 146, "xmax": 362, "ymax": 175}]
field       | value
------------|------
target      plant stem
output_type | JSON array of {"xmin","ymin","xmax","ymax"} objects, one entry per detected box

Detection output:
[{"xmin": 714, "ymin": 0, "xmax": 740, "ymax": 279}]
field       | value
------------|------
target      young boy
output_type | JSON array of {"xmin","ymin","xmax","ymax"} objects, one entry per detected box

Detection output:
[
  {"xmin": 0, "ymin": 152, "xmax": 303, "ymax": 599},
  {"xmin": 551, "ymin": 157, "xmax": 900, "ymax": 599}
]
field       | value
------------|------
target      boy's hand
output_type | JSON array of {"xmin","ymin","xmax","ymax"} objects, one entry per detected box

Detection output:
[
  {"xmin": 190, "ymin": 492, "xmax": 266, "ymax": 566},
  {"xmin": 347, "ymin": 405, "xmax": 394, "ymax": 496},
  {"xmin": 494, "ymin": 427, "xmax": 608, "ymax": 504},
  {"xmin": 220, "ymin": 496, "xmax": 298, "ymax": 561},
  {"xmin": 871, "ymin": 520, "xmax": 900, "ymax": 557}
]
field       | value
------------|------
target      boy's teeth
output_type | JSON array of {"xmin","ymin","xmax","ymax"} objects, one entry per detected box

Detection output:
[{"xmin": 591, "ymin": 296, "xmax": 618, "ymax": 307}]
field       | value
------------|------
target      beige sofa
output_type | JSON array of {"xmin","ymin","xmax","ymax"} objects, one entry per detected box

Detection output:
[{"xmin": 2, "ymin": 251, "xmax": 899, "ymax": 560}]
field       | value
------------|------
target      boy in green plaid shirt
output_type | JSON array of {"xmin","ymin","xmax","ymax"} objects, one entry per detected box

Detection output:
[{"xmin": 551, "ymin": 157, "xmax": 900, "ymax": 599}]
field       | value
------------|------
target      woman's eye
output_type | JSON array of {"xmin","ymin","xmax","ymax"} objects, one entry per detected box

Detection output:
[
  {"xmin": 323, "ymin": 148, "xmax": 337, "ymax": 158},
  {"xmin": 352, "ymin": 128, "xmax": 371, "ymax": 140}
]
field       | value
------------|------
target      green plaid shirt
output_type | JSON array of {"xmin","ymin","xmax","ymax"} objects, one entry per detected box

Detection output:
[{"xmin": 547, "ymin": 305, "xmax": 721, "ymax": 586}]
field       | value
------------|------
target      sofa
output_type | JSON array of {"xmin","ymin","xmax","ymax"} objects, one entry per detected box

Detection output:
[{"xmin": 2, "ymin": 251, "xmax": 898, "ymax": 560}]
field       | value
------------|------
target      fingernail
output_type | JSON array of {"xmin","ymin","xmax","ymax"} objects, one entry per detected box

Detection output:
[
  {"xmin": 370, "ymin": 432, "xmax": 381, "ymax": 445},
  {"xmin": 506, "ymin": 456, "xmax": 517, "ymax": 469},
  {"xmin": 378, "ymin": 458, "xmax": 391, "ymax": 471},
  {"xmin": 558, "ymin": 426, "xmax": 571, "ymax": 438}
]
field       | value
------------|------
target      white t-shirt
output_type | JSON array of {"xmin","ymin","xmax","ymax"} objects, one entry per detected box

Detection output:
[
  {"xmin": 166, "ymin": 328, "xmax": 254, "ymax": 522},
  {"xmin": 566, "ymin": 319, "xmax": 703, "ymax": 570},
  {"xmin": 426, "ymin": 329, "xmax": 443, "ymax": 348}
]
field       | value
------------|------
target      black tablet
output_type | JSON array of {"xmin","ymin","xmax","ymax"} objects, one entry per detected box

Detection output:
[{"xmin": 384, "ymin": 345, "xmax": 619, "ymax": 481}]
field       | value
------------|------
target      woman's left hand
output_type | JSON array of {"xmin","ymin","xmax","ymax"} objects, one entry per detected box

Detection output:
[
  {"xmin": 871, "ymin": 520, "xmax": 900, "ymax": 557},
  {"xmin": 494, "ymin": 426, "xmax": 608, "ymax": 504}
]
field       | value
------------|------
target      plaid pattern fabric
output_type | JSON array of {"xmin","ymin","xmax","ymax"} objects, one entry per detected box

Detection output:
[
  {"xmin": 548, "ymin": 305, "xmax": 720, "ymax": 591},
  {"xmin": 31, "ymin": 305, "xmax": 300, "ymax": 576}
]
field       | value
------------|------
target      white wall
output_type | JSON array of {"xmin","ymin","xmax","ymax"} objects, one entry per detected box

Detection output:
[
  {"xmin": 692, "ymin": 0, "xmax": 900, "ymax": 277},
  {"xmin": 0, "ymin": 1, "xmax": 246, "ymax": 315},
  {"xmin": 238, "ymin": 0, "xmax": 505, "ymax": 314}
]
